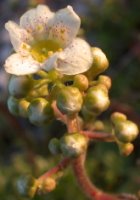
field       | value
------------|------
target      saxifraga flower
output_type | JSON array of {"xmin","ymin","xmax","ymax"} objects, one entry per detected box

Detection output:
[{"xmin": 4, "ymin": 5, "xmax": 93, "ymax": 76}]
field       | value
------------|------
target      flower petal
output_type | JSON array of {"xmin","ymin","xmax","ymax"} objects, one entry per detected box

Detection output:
[
  {"xmin": 4, "ymin": 53, "xmax": 41, "ymax": 75},
  {"xmin": 55, "ymin": 38, "xmax": 93, "ymax": 75},
  {"xmin": 47, "ymin": 6, "xmax": 80, "ymax": 47},
  {"xmin": 20, "ymin": 5, "xmax": 54, "ymax": 38},
  {"xmin": 5, "ymin": 21, "xmax": 32, "ymax": 55},
  {"xmin": 42, "ymin": 53, "xmax": 58, "ymax": 71}
]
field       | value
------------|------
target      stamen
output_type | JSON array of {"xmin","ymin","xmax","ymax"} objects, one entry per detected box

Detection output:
[
  {"xmin": 30, "ymin": 40, "xmax": 62, "ymax": 63},
  {"xmin": 48, "ymin": 51, "xmax": 53, "ymax": 57}
]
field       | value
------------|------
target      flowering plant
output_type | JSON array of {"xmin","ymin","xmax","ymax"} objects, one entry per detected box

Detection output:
[
  {"xmin": 4, "ymin": 4, "xmax": 139, "ymax": 200},
  {"xmin": 4, "ymin": 5, "xmax": 92, "ymax": 75}
]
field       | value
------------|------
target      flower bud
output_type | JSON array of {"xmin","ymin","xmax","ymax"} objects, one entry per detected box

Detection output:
[
  {"xmin": 98, "ymin": 75, "xmax": 111, "ymax": 90},
  {"xmin": 48, "ymin": 69, "xmax": 62, "ymax": 82},
  {"xmin": 93, "ymin": 120, "xmax": 105, "ymax": 131},
  {"xmin": 111, "ymin": 112, "xmax": 127, "ymax": 124},
  {"xmin": 28, "ymin": 98, "xmax": 53, "ymax": 126},
  {"xmin": 60, "ymin": 133, "xmax": 87, "ymax": 158},
  {"xmin": 49, "ymin": 82, "xmax": 64, "ymax": 99},
  {"xmin": 56, "ymin": 86, "xmax": 83, "ymax": 115},
  {"xmin": 118, "ymin": 142, "xmax": 134, "ymax": 156},
  {"xmin": 48, "ymin": 138, "xmax": 61, "ymax": 155},
  {"xmin": 8, "ymin": 75, "xmax": 32, "ymax": 98},
  {"xmin": 86, "ymin": 47, "xmax": 109, "ymax": 78},
  {"xmin": 18, "ymin": 99, "xmax": 30, "ymax": 117},
  {"xmin": 114, "ymin": 120, "xmax": 139, "ymax": 143},
  {"xmin": 37, "ymin": 177, "xmax": 56, "ymax": 194},
  {"xmin": 73, "ymin": 74, "xmax": 89, "ymax": 91},
  {"xmin": 29, "ymin": 79, "xmax": 48, "ymax": 98},
  {"xmin": 83, "ymin": 86, "xmax": 110, "ymax": 115},
  {"xmin": 7, "ymin": 96, "xmax": 19, "ymax": 116},
  {"xmin": 16, "ymin": 175, "xmax": 37, "ymax": 198}
]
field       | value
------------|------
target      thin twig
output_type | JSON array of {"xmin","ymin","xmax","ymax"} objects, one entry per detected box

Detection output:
[
  {"xmin": 52, "ymin": 101, "xmax": 67, "ymax": 123},
  {"xmin": 81, "ymin": 131, "xmax": 115, "ymax": 142},
  {"xmin": 38, "ymin": 157, "xmax": 71, "ymax": 181}
]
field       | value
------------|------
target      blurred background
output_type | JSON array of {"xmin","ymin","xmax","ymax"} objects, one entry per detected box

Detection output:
[{"xmin": 0, "ymin": 0, "xmax": 140, "ymax": 199}]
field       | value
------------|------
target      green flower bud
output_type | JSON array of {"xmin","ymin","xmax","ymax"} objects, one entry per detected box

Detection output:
[
  {"xmin": 60, "ymin": 133, "xmax": 87, "ymax": 158},
  {"xmin": 48, "ymin": 69, "xmax": 62, "ymax": 82},
  {"xmin": 81, "ymin": 106, "xmax": 97, "ymax": 121},
  {"xmin": 8, "ymin": 75, "xmax": 33, "ymax": 98},
  {"xmin": 98, "ymin": 75, "xmax": 111, "ymax": 90},
  {"xmin": 114, "ymin": 120, "xmax": 139, "ymax": 143},
  {"xmin": 86, "ymin": 47, "xmax": 109, "ymax": 79},
  {"xmin": 56, "ymin": 86, "xmax": 83, "ymax": 115},
  {"xmin": 73, "ymin": 74, "xmax": 89, "ymax": 91},
  {"xmin": 111, "ymin": 112, "xmax": 127, "ymax": 124},
  {"xmin": 49, "ymin": 82, "xmax": 64, "ymax": 99},
  {"xmin": 118, "ymin": 142, "xmax": 134, "ymax": 156},
  {"xmin": 7, "ymin": 96, "xmax": 19, "ymax": 116},
  {"xmin": 16, "ymin": 175, "xmax": 37, "ymax": 198},
  {"xmin": 83, "ymin": 86, "xmax": 110, "ymax": 115},
  {"xmin": 28, "ymin": 98, "xmax": 53, "ymax": 126},
  {"xmin": 48, "ymin": 138, "xmax": 61, "ymax": 155},
  {"xmin": 37, "ymin": 177, "xmax": 56, "ymax": 194},
  {"xmin": 29, "ymin": 79, "xmax": 48, "ymax": 98},
  {"xmin": 93, "ymin": 120, "xmax": 105, "ymax": 131},
  {"xmin": 18, "ymin": 99, "xmax": 30, "ymax": 118}
]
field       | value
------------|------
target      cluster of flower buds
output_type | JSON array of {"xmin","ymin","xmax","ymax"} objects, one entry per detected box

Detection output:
[
  {"xmin": 7, "ymin": 73, "xmax": 54, "ymax": 126},
  {"xmin": 17, "ymin": 175, "xmax": 56, "ymax": 198},
  {"xmin": 49, "ymin": 132, "xmax": 87, "ymax": 158},
  {"xmin": 7, "ymin": 46, "xmax": 111, "ymax": 125},
  {"xmin": 111, "ymin": 112, "xmax": 139, "ymax": 156}
]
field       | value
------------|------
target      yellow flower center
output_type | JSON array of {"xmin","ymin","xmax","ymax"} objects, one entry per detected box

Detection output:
[{"xmin": 30, "ymin": 40, "xmax": 62, "ymax": 63}]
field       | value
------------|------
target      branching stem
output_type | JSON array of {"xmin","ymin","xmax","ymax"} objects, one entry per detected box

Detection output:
[
  {"xmin": 81, "ymin": 131, "xmax": 115, "ymax": 142},
  {"xmin": 67, "ymin": 115, "xmax": 119, "ymax": 200},
  {"xmin": 38, "ymin": 157, "xmax": 71, "ymax": 181}
]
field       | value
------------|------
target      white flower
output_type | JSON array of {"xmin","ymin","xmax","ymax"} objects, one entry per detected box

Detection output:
[{"xmin": 4, "ymin": 5, "xmax": 93, "ymax": 76}]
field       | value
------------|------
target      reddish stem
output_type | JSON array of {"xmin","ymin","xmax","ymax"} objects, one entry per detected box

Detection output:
[
  {"xmin": 52, "ymin": 101, "xmax": 67, "ymax": 123},
  {"xmin": 81, "ymin": 131, "xmax": 115, "ymax": 142},
  {"xmin": 67, "ymin": 116, "xmax": 119, "ymax": 200},
  {"xmin": 72, "ymin": 154, "xmax": 119, "ymax": 200},
  {"xmin": 38, "ymin": 157, "xmax": 71, "ymax": 181},
  {"xmin": 66, "ymin": 114, "xmax": 80, "ymax": 132}
]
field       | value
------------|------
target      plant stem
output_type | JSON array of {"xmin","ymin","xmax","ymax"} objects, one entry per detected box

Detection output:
[
  {"xmin": 52, "ymin": 101, "xmax": 67, "ymax": 123},
  {"xmin": 38, "ymin": 157, "xmax": 71, "ymax": 181},
  {"xmin": 67, "ymin": 115, "xmax": 119, "ymax": 200},
  {"xmin": 72, "ymin": 154, "xmax": 119, "ymax": 200},
  {"xmin": 81, "ymin": 131, "xmax": 115, "ymax": 142}
]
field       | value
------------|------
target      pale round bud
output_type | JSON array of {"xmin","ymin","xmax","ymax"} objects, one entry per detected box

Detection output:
[
  {"xmin": 56, "ymin": 86, "xmax": 83, "ymax": 115},
  {"xmin": 7, "ymin": 96, "xmax": 19, "ymax": 116},
  {"xmin": 73, "ymin": 74, "xmax": 89, "ymax": 91},
  {"xmin": 118, "ymin": 142, "xmax": 134, "ymax": 156},
  {"xmin": 37, "ymin": 177, "xmax": 56, "ymax": 194},
  {"xmin": 94, "ymin": 120, "xmax": 105, "ymax": 131},
  {"xmin": 18, "ymin": 99, "xmax": 30, "ymax": 117},
  {"xmin": 98, "ymin": 75, "xmax": 111, "ymax": 90},
  {"xmin": 114, "ymin": 120, "xmax": 139, "ymax": 143},
  {"xmin": 111, "ymin": 112, "xmax": 127, "ymax": 124},
  {"xmin": 16, "ymin": 175, "xmax": 37, "ymax": 198},
  {"xmin": 48, "ymin": 69, "xmax": 62, "ymax": 82},
  {"xmin": 8, "ymin": 75, "xmax": 32, "ymax": 98},
  {"xmin": 48, "ymin": 138, "xmax": 61, "ymax": 155},
  {"xmin": 84, "ymin": 86, "xmax": 110, "ymax": 115},
  {"xmin": 28, "ymin": 98, "xmax": 53, "ymax": 126},
  {"xmin": 60, "ymin": 133, "xmax": 87, "ymax": 158},
  {"xmin": 86, "ymin": 47, "xmax": 109, "ymax": 78}
]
